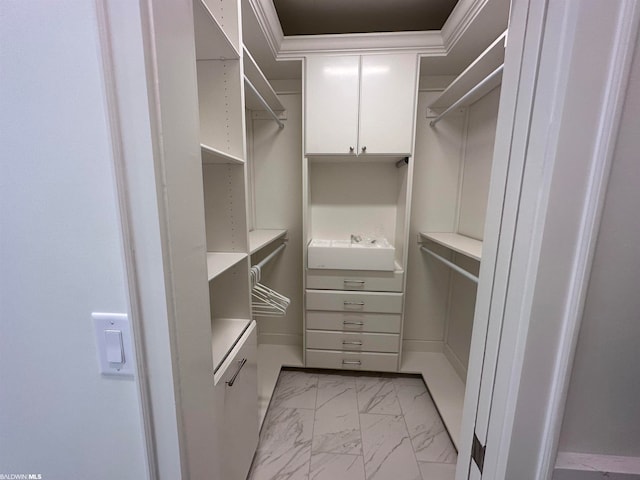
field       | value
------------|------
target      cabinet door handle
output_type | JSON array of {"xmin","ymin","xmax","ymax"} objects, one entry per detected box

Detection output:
[
  {"xmin": 361, "ymin": 146, "xmax": 367, "ymax": 152},
  {"xmin": 343, "ymin": 279, "xmax": 365, "ymax": 287},
  {"xmin": 342, "ymin": 360, "xmax": 362, "ymax": 366},
  {"xmin": 344, "ymin": 301, "xmax": 365, "ymax": 306},
  {"xmin": 343, "ymin": 320, "xmax": 364, "ymax": 326},
  {"xmin": 349, "ymin": 146, "xmax": 354, "ymax": 152},
  {"xmin": 342, "ymin": 340, "xmax": 363, "ymax": 346},
  {"xmin": 225, "ymin": 358, "xmax": 247, "ymax": 387}
]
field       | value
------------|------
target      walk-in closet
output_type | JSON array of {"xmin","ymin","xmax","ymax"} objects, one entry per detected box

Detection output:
[
  {"xmin": 7, "ymin": 0, "xmax": 640, "ymax": 477},
  {"xmin": 17, "ymin": 1, "xmax": 633, "ymax": 480},
  {"xmin": 185, "ymin": 0, "xmax": 510, "ymax": 476},
  {"xmin": 184, "ymin": 0, "xmax": 494, "ymax": 472}
]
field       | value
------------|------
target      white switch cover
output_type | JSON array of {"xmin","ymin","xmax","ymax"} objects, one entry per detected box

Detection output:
[{"xmin": 92, "ymin": 312, "xmax": 134, "ymax": 376}]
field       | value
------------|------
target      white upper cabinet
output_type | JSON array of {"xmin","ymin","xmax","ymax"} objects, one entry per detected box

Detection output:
[
  {"xmin": 305, "ymin": 53, "xmax": 418, "ymax": 156},
  {"xmin": 305, "ymin": 55, "xmax": 360, "ymax": 155},
  {"xmin": 358, "ymin": 54, "xmax": 417, "ymax": 156}
]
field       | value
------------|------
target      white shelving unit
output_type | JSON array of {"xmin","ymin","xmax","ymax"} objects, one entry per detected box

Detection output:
[
  {"xmin": 193, "ymin": 0, "xmax": 240, "ymax": 61},
  {"xmin": 212, "ymin": 318, "xmax": 252, "ymax": 378},
  {"xmin": 249, "ymin": 229, "xmax": 287, "ymax": 255},
  {"xmin": 428, "ymin": 30, "xmax": 506, "ymax": 112},
  {"xmin": 206, "ymin": 252, "xmax": 248, "ymax": 281},
  {"xmin": 420, "ymin": 232, "xmax": 482, "ymax": 261},
  {"xmin": 201, "ymin": 144, "xmax": 244, "ymax": 165},
  {"xmin": 242, "ymin": 47, "xmax": 285, "ymax": 113}
]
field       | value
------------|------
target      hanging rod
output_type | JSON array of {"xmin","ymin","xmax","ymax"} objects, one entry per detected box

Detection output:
[
  {"xmin": 253, "ymin": 243, "xmax": 286, "ymax": 270},
  {"xmin": 420, "ymin": 245, "xmax": 479, "ymax": 283},
  {"xmin": 244, "ymin": 77, "xmax": 285, "ymax": 129},
  {"xmin": 395, "ymin": 157, "xmax": 409, "ymax": 168},
  {"xmin": 430, "ymin": 64, "xmax": 504, "ymax": 127}
]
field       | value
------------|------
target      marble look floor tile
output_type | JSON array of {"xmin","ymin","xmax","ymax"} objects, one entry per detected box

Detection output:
[
  {"xmin": 418, "ymin": 462, "xmax": 456, "ymax": 480},
  {"xmin": 356, "ymin": 376, "xmax": 402, "ymax": 415},
  {"xmin": 360, "ymin": 413, "xmax": 421, "ymax": 480},
  {"xmin": 271, "ymin": 370, "xmax": 318, "ymax": 409},
  {"xmin": 313, "ymin": 376, "xmax": 362, "ymax": 454},
  {"xmin": 309, "ymin": 453, "xmax": 365, "ymax": 480},
  {"xmin": 249, "ymin": 407, "xmax": 314, "ymax": 480},
  {"xmin": 395, "ymin": 382, "xmax": 457, "ymax": 463}
]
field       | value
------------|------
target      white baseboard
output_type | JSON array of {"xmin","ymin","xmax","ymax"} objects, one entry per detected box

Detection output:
[
  {"xmin": 554, "ymin": 452, "xmax": 640, "ymax": 479},
  {"xmin": 258, "ymin": 332, "xmax": 302, "ymax": 346},
  {"xmin": 443, "ymin": 343, "xmax": 467, "ymax": 382},
  {"xmin": 402, "ymin": 339, "xmax": 444, "ymax": 352}
]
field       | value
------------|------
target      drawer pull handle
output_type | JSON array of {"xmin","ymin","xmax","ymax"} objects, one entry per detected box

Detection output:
[
  {"xmin": 225, "ymin": 358, "xmax": 247, "ymax": 387},
  {"xmin": 342, "ymin": 360, "xmax": 362, "ymax": 365},
  {"xmin": 343, "ymin": 280, "xmax": 365, "ymax": 285},
  {"xmin": 344, "ymin": 301, "xmax": 365, "ymax": 306},
  {"xmin": 343, "ymin": 321, "xmax": 364, "ymax": 326},
  {"xmin": 342, "ymin": 340, "xmax": 363, "ymax": 346}
]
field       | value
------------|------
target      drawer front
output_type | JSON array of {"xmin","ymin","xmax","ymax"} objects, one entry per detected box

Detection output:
[
  {"xmin": 306, "ymin": 290, "xmax": 403, "ymax": 314},
  {"xmin": 306, "ymin": 349, "xmax": 398, "ymax": 372},
  {"xmin": 307, "ymin": 330, "xmax": 399, "ymax": 353},
  {"xmin": 219, "ymin": 322, "xmax": 258, "ymax": 480},
  {"xmin": 306, "ymin": 311, "xmax": 401, "ymax": 334},
  {"xmin": 307, "ymin": 269, "xmax": 404, "ymax": 292}
]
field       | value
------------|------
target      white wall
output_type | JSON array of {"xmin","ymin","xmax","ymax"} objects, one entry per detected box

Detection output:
[
  {"xmin": 250, "ymin": 94, "xmax": 304, "ymax": 345},
  {"xmin": 0, "ymin": 2, "xmax": 147, "ymax": 478},
  {"xmin": 556, "ymin": 31, "xmax": 640, "ymax": 460}
]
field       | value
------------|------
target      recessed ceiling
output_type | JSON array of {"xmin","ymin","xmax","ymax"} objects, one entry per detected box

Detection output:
[{"xmin": 273, "ymin": 0, "xmax": 459, "ymax": 36}]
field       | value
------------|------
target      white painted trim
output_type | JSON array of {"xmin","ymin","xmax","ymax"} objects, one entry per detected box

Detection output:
[
  {"xmin": 443, "ymin": 343, "xmax": 467, "ymax": 381},
  {"xmin": 538, "ymin": 3, "xmax": 640, "ymax": 478},
  {"xmin": 248, "ymin": 0, "xmax": 493, "ymax": 59},
  {"xmin": 555, "ymin": 453, "xmax": 640, "ymax": 475},
  {"xmin": 467, "ymin": 1, "xmax": 640, "ymax": 480},
  {"xmin": 244, "ymin": 0, "xmax": 283, "ymax": 60},
  {"xmin": 455, "ymin": 0, "xmax": 550, "ymax": 477},
  {"xmin": 441, "ymin": 0, "xmax": 490, "ymax": 53},
  {"xmin": 94, "ymin": 2, "xmax": 157, "ymax": 478},
  {"xmin": 278, "ymin": 31, "xmax": 445, "ymax": 58}
]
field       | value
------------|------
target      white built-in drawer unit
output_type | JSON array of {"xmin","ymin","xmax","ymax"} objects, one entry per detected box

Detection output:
[
  {"xmin": 306, "ymin": 349, "xmax": 399, "ymax": 372},
  {"xmin": 306, "ymin": 311, "xmax": 401, "ymax": 333},
  {"xmin": 306, "ymin": 268, "xmax": 403, "ymax": 292},
  {"xmin": 307, "ymin": 330, "xmax": 399, "ymax": 353},
  {"xmin": 215, "ymin": 321, "xmax": 258, "ymax": 480},
  {"xmin": 306, "ymin": 290, "xmax": 403, "ymax": 314}
]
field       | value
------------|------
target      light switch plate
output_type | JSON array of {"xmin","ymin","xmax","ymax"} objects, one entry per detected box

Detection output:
[{"xmin": 92, "ymin": 312, "xmax": 135, "ymax": 376}]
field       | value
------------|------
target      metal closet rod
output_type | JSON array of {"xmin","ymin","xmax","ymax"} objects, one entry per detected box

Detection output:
[
  {"xmin": 430, "ymin": 64, "xmax": 505, "ymax": 127},
  {"xmin": 395, "ymin": 157, "xmax": 409, "ymax": 168},
  {"xmin": 244, "ymin": 77, "xmax": 285, "ymax": 129},
  {"xmin": 420, "ymin": 245, "xmax": 479, "ymax": 284},
  {"xmin": 253, "ymin": 243, "xmax": 286, "ymax": 270}
]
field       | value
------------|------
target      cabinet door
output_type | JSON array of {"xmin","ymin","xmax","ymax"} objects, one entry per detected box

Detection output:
[
  {"xmin": 221, "ymin": 322, "xmax": 258, "ymax": 480},
  {"xmin": 358, "ymin": 54, "xmax": 417, "ymax": 155},
  {"xmin": 305, "ymin": 55, "xmax": 360, "ymax": 155}
]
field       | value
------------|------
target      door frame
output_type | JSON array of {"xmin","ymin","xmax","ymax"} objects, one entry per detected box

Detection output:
[{"xmin": 457, "ymin": 0, "xmax": 640, "ymax": 479}]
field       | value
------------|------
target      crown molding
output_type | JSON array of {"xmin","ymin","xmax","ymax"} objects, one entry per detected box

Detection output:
[
  {"xmin": 247, "ymin": 0, "xmax": 488, "ymax": 59},
  {"xmin": 245, "ymin": 0, "xmax": 284, "ymax": 59},
  {"xmin": 441, "ymin": 0, "xmax": 491, "ymax": 52},
  {"xmin": 278, "ymin": 31, "xmax": 445, "ymax": 59}
]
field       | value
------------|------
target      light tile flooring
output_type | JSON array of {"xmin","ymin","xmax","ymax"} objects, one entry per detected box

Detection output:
[{"xmin": 248, "ymin": 369, "xmax": 457, "ymax": 480}]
